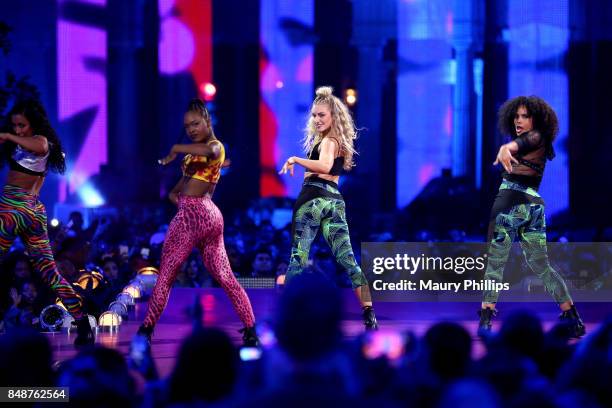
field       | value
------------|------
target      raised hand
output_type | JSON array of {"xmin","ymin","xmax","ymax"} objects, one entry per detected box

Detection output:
[{"xmin": 10, "ymin": 287, "xmax": 21, "ymax": 306}]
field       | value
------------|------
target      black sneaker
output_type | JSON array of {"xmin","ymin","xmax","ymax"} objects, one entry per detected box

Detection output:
[
  {"xmin": 362, "ymin": 306, "xmax": 379, "ymax": 331},
  {"xmin": 239, "ymin": 326, "xmax": 259, "ymax": 347},
  {"xmin": 74, "ymin": 317, "xmax": 95, "ymax": 347},
  {"xmin": 477, "ymin": 308, "xmax": 497, "ymax": 338},
  {"xmin": 559, "ymin": 305, "xmax": 586, "ymax": 338},
  {"xmin": 136, "ymin": 324, "xmax": 154, "ymax": 345}
]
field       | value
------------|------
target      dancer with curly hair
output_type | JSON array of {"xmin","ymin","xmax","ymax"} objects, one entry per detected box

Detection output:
[
  {"xmin": 279, "ymin": 86, "xmax": 378, "ymax": 330},
  {"xmin": 138, "ymin": 98, "xmax": 258, "ymax": 346},
  {"xmin": 0, "ymin": 99, "xmax": 94, "ymax": 346},
  {"xmin": 478, "ymin": 96, "xmax": 585, "ymax": 338}
]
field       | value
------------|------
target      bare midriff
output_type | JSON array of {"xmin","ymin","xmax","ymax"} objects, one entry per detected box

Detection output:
[
  {"xmin": 6, "ymin": 170, "xmax": 45, "ymax": 195},
  {"xmin": 304, "ymin": 171, "xmax": 339, "ymax": 184},
  {"xmin": 180, "ymin": 176, "xmax": 215, "ymax": 197}
]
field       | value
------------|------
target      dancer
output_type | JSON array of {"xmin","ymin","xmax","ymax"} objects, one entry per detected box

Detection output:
[
  {"xmin": 279, "ymin": 86, "xmax": 378, "ymax": 330},
  {"xmin": 0, "ymin": 99, "xmax": 94, "ymax": 345},
  {"xmin": 478, "ymin": 96, "xmax": 585, "ymax": 338},
  {"xmin": 138, "ymin": 99, "xmax": 258, "ymax": 346}
]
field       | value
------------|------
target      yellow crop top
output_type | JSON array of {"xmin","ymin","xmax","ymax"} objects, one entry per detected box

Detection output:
[{"xmin": 181, "ymin": 140, "xmax": 225, "ymax": 184}]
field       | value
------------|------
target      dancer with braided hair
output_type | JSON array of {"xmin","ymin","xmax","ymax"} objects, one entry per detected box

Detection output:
[
  {"xmin": 138, "ymin": 98, "xmax": 258, "ymax": 346},
  {"xmin": 0, "ymin": 99, "xmax": 94, "ymax": 346},
  {"xmin": 279, "ymin": 86, "xmax": 378, "ymax": 330},
  {"xmin": 478, "ymin": 96, "xmax": 585, "ymax": 338}
]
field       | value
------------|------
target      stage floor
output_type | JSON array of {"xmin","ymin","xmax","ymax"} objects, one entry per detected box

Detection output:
[{"xmin": 44, "ymin": 288, "xmax": 610, "ymax": 377}]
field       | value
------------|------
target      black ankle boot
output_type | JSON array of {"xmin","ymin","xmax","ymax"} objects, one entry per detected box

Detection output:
[
  {"xmin": 362, "ymin": 306, "xmax": 379, "ymax": 331},
  {"xmin": 136, "ymin": 325, "xmax": 154, "ymax": 344},
  {"xmin": 477, "ymin": 308, "xmax": 497, "ymax": 337},
  {"xmin": 239, "ymin": 326, "xmax": 259, "ymax": 347},
  {"xmin": 74, "ymin": 317, "xmax": 95, "ymax": 347},
  {"xmin": 559, "ymin": 305, "xmax": 586, "ymax": 338}
]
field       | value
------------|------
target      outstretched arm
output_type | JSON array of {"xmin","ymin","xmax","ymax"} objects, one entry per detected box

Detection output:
[
  {"xmin": 493, "ymin": 141, "xmax": 519, "ymax": 173},
  {"xmin": 159, "ymin": 141, "xmax": 221, "ymax": 165},
  {"xmin": 172, "ymin": 142, "xmax": 220, "ymax": 159},
  {"xmin": 279, "ymin": 138, "xmax": 337, "ymax": 176}
]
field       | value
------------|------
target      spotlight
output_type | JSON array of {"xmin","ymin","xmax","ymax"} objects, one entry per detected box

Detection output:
[
  {"xmin": 135, "ymin": 267, "xmax": 159, "ymax": 294},
  {"xmin": 75, "ymin": 271, "xmax": 104, "ymax": 290},
  {"xmin": 275, "ymin": 80, "xmax": 284, "ymax": 89},
  {"xmin": 108, "ymin": 301, "xmax": 128, "ymax": 319},
  {"xmin": 65, "ymin": 315, "xmax": 98, "ymax": 334},
  {"xmin": 50, "ymin": 218, "xmax": 60, "ymax": 227},
  {"xmin": 239, "ymin": 347, "xmax": 262, "ymax": 361},
  {"xmin": 55, "ymin": 312, "xmax": 97, "ymax": 334},
  {"xmin": 40, "ymin": 305, "xmax": 67, "ymax": 332},
  {"xmin": 201, "ymin": 82, "xmax": 217, "ymax": 101},
  {"xmin": 138, "ymin": 267, "xmax": 159, "ymax": 275},
  {"xmin": 123, "ymin": 282, "xmax": 143, "ymax": 300},
  {"xmin": 72, "ymin": 270, "xmax": 108, "ymax": 317},
  {"xmin": 55, "ymin": 298, "xmax": 67, "ymax": 311},
  {"xmin": 98, "ymin": 311, "xmax": 121, "ymax": 333},
  {"xmin": 62, "ymin": 315, "xmax": 75, "ymax": 332},
  {"xmin": 116, "ymin": 292, "xmax": 135, "ymax": 309},
  {"xmin": 345, "ymin": 88, "xmax": 357, "ymax": 106},
  {"xmin": 84, "ymin": 315, "xmax": 98, "ymax": 333}
]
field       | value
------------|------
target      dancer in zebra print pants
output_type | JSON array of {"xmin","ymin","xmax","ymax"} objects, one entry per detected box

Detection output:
[{"xmin": 0, "ymin": 99, "xmax": 93, "ymax": 346}]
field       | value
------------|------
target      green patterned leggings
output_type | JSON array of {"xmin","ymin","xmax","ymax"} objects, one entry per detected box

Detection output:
[
  {"xmin": 286, "ymin": 182, "xmax": 368, "ymax": 289},
  {"xmin": 483, "ymin": 201, "xmax": 572, "ymax": 304}
]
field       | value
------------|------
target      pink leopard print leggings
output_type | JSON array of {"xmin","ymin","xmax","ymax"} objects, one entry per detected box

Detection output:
[{"xmin": 143, "ymin": 195, "xmax": 255, "ymax": 328}]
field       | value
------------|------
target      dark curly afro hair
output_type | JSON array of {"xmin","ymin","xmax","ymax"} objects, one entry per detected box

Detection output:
[{"xmin": 497, "ymin": 96, "xmax": 558, "ymax": 160}]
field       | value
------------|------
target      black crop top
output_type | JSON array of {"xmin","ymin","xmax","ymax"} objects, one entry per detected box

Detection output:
[
  {"xmin": 308, "ymin": 140, "xmax": 344, "ymax": 176},
  {"xmin": 501, "ymin": 130, "xmax": 551, "ymax": 190}
]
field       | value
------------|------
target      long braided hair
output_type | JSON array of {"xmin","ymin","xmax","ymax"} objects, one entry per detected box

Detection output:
[
  {"xmin": 1, "ymin": 99, "xmax": 66, "ymax": 174},
  {"xmin": 186, "ymin": 98, "xmax": 215, "ymax": 139},
  {"xmin": 302, "ymin": 86, "xmax": 358, "ymax": 171}
]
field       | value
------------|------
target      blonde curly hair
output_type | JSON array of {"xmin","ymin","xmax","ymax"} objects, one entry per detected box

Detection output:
[{"xmin": 302, "ymin": 86, "xmax": 358, "ymax": 171}]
